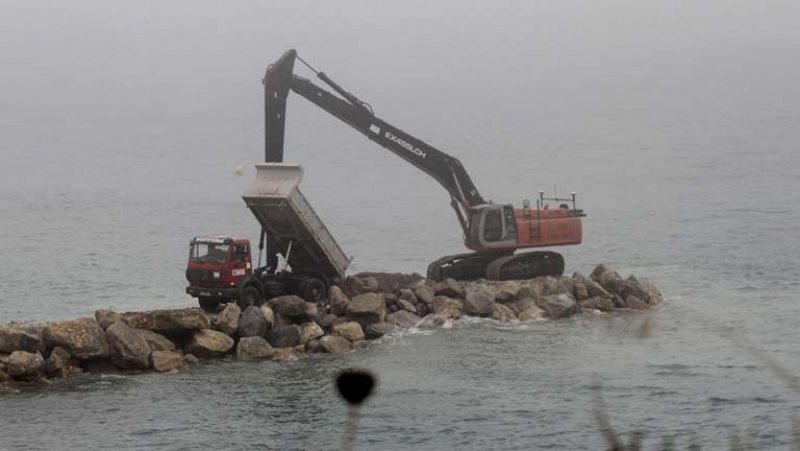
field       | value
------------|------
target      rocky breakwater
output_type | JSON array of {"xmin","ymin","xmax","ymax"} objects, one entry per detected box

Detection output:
[{"xmin": 0, "ymin": 264, "xmax": 661, "ymax": 389}]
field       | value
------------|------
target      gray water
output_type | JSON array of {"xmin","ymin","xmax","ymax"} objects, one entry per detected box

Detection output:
[{"xmin": 1, "ymin": 1, "xmax": 799, "ymax": 449}]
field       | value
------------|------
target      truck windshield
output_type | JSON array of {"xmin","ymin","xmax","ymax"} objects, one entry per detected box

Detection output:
[{"xmin": 190, "ymin": 243, "xmax": 229, "ymax": 263}]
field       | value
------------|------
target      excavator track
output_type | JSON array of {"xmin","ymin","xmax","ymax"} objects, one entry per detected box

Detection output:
[{"xmin": 428, "ymin": 250, "xmax": 564, "ymax": 281}]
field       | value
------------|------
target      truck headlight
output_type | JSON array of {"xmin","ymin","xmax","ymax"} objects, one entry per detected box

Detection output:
[{"xmin": 213, "ymin": 272, "xmax": 220, "ymax": 279}]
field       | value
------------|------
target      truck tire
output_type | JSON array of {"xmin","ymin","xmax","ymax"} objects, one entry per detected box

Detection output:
[
  {"xmin": 198, "ymin": 297, "xmax": 219, "ymax": 312},
  {"xmin": 238, "ymin": 285, "xmax": 262, "ymax": 310},
  {"xmin": 300, "ymin": 278, "xmax": 326, "ymax": 303}
]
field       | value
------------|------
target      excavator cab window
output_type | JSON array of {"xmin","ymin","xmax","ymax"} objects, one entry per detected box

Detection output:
[{"xmin": 483, "ymin": 209, "xmax": 503, "ymax": 241}]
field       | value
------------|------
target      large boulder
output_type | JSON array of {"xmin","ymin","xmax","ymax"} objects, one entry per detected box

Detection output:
[
  {"xmin": 490, "ymin": 304, "xmax": 517, "ymax": 322},
  {"xmin": 349, "ymin": 272, "xmax": 424, "ymax": 293},
  {"xmin": 386, "ymin": 310, "xmax": 422, "ymax": 329},
  {"xmin": 398, "ymin": 288, "xmax": 417, "ymax": 304},
  {"xmin": 365, "ymin": 322, "xmax": 396, "ymax": 340},
  {"xmin": 637, "ymin": 277, "xmax": 663, "ymax": 305},
  {"xmin": 621, "ymin": 276, "xmax": 662, "ymax": 306},
  {"xmin": 545, "ymin": 276, "xmax": 575, "ymax": 297},
  {"xmin": 535, "ymin": 293, "xmax": 581, "ymax": 319},
  {"xmin": 590, "ymin": 264, "xmax": 625, "ymax": 296},
  {"xmin": 150, "ymin": 350, "xmax": 187, "ymax": 372},
  {"xmin": 431, "ymin": 296, "xmax": 463, "ymax": 319},
  {"xmin": 237, "ymin": 306, "xmax": 268, "ymax": 337},
  {"xmin": 434, "ymin": 278, "xmax": 464, "ymax": 298},
  {"xmin": 492, "ymin": 281, "xmax": 521, "ymax": 303},
  {"xmin": 214, "ymin": 303, "xmax": 241, "ymax": 336},
  {"xmin": 397, "ymin": 299, "xmax": 417, "ymax": 314},
  {"xmin": 44, "ymin": 318, "xmax": 109, "ymax": 360},
  {"xmin": 318, "ymin": 335, "xmax": 352, "ymax": 354},
  {"xmin": 94, "ymin": 309, "xmax": 122, "ymax": 330},
  {"xmin": 414, "ymin": 284, "xmax": 435, "ymax": 305},
  {"xmin": 44, "ymin": 346, "xmax": 71, "ymax": 376},
  {"xmin": 185, "ymin": 329, "xmax": 234, "ymax": 358},
  {"xmin": 332, "ymin": 321, "xmax": 365, "ymax": 342},
  {"xmin": 625, "ymin": 295, "xmax": 649, "ymax": 310},
  {"xmin": 123, "ymin": 309, "xmax": 209, "ymax": 335},
  {"xmin": 328, "ymin": 286, "xmax": 350, "ymax": 316},
  {"xmin": 134, "ymin": 329, "xmax": 176, "ymax": 352},
  {"xmin": 269, "ymin": 295, "xmax": 307, "ymax": 322},
  {"xmin": 518, "ymin": 305, "xmax": 546, "ymax": 321},
  {"xmin": 516, "ymin": 280, "xmax": 547, "ymax": 300},
  {"xmin": 579, "ymin": 296, "xmax": 615, "ymax": 312},
  {"xmin": 573, "ymin": 273, "xmax": 612, "ymax": 299},
  {"xmin": 299, "ymin": 322, "xmax": 324, "ymax": 346},
  {"xmin": 347, "ymin": 293, "xmax": 386, "ymax": 328},
  {"xmin": 259, "ymin": 305, "xmax": 276, "ymax": 330},
  {"xmin": 106, "ymin": 321, "xmax": 151, "ymax": 370},
  {"xmin": 463, "ymin": 284, "xmax": 496, "ymax": 317},
  {"xmin": 508, "ymin": 297, "xmax": 537, "ymax": 315},
  {"xmin": 265, "ymin": 326, "xmax": 300, "ymax": 348},
  {"xmin": 6, "ymin": 351, "xmax": 45, "ymax": 380},
  {"xmin": 0, "ymin": 325, "xmax": 42, "ymax": 353},
  {"xmin": 235, "ymin": 336, "xmax": 274, "ymax": 361},
  {"xmin": 316, "ymin": 314, "xmax": 344, "ymax": 333},
  {"xmin": 417, "ymin": 314, "xmax": 448, "ymax": 329}
]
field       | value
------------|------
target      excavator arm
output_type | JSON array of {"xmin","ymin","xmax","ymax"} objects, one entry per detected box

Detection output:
[{"xmin": 263, "ymin": 49, "xmax": 485, "ymax": 232}]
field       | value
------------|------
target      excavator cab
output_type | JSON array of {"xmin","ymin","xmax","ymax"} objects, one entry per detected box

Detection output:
[{"xmin": 466, "ymin": 204, "xmax": 518, "ymax": 250}]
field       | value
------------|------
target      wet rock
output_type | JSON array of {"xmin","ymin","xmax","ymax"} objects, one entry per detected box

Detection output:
[
  {"xmin": 259, "ymin": 305, "xmax": 276, "ymax": 330},
  {"xmin": 508, "ymin": 297, "xmax": 537, "ymax": 315},
  {"xmin": 6, "ymin": 351, "xmax": 45, "ymax": 380},
  {"xmin": 214, "ymin": 303, "xmax": 241, "ymax": 336},
  {"xmin": 94, "ymin": 309, "xmax": 122, "ymax": 330},
  {"xmin": 517, "ymin": 305, "xmax": 546, "ymax": 321},
  {"xmin": 535, "ymin": 293, "xmax": 580, "ymax": 319},
  {"xmin": 106, "ymin": 321, "xmax": 151, "ymax": 370},
  {"xmin": 620, "ymin": 276, "xmax": 661, "ymax": 306},
  {"xmin": 306, "ymin": 338, "xmax": 321, "ymax": 353},
  {"xmin": 365, "ymin": 322, "xmax": 396, "ymax": 340},
  {"xmin": 185, "ymin": 329, "xmax": 234, "ymax": 358},
  {"xmin": 272, "ymin": 345, "xmax": 305, "ymax": 361},
  {"xmin": 464, "ymin": 284, "xmax": 496, "ymax": 317},
  {"xmin": 237, "ymin": 306, "xmax": 268, "ymax": 337},
  {"xmin": 333, "ymin": 321, "xmax": 365, "ymax": 342},
  {"xmin": 184, "ymin": 354, "xmax": 200, "ymax": 365},
  {"xmin": 397, "ymin": 299, "xmax": 417, "ymax": 313},
  {"xmin": 235, "ymin": 336, "xmax": 274, "ymax": 361},
  {"xmin": 625, "ymin": 295, "xmax": 650, "ymax": 310},
  {"xmin": 122, "ymin": 309, "xmax": 209, "ymax": 335},
  {"xmin": 299, "ymin": 322, "xmax": 324, "ymax": 346},
  {"xmin": 434, "ymin": 278, "xmax": 464, "ymax": 298},
  {"xmin": 417, "ymin": 314, "xmax": 448, "ymax": 328},
  {"xmin": 0, "ymin": 325, "xmax": 42, "ymax": 353},
  {"xmin": 414, "ymin": 284, "xmax": 435, "ymax": 305},
  {"xmin": 316, "ymin": 314, "xmax": 344, "ymax": 333},
  {"xmin": 44, "ymin": 318, "xmax": 109, "ymax": 360},
  {"xmin": 386, "ymin": 310, "xmax": 422, "ymax": 329},
  {"xmin": 265, "ymin": 326, "xmax": 300, "ymax": 348},
  {"xmin": 637, "ymin": 277, "xmax": 663, "ymax": 305},
  {"xmin": 135, "ymin": 329, "xmax": 176, "ymax": 352},
  {"xmin": 269, "ymin": 295, "xmax": 307, "ymax": 323},
  {"xmin": 431, "ymin": 296, "xmax": 463, "ymax": 319},
  {"xmin": 347, "ymin": 293, "xmax": 387, "ymax": 328},
  {"xmin": 328, "ymin": 286, "xmax": 350, "ymax": 316},
  {"xmin": 490, "ymin": 304, "xmax": 517, "ymax": 322},
  {"xmin": 150, "ymin": 350, "xmax": 187, "ymax": 372},
  {"xmin": 318, "ymin": 335, "xmax": 352, "ymax": 354},
  {"xmin": 579, "ymin": 296, "xmax": 615, "ymax": 312}
]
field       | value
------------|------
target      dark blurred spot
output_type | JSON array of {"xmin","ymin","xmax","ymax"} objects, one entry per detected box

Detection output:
[{"xmin": 336, "ymin": 369, "xmax": 375, "ymax": 406}]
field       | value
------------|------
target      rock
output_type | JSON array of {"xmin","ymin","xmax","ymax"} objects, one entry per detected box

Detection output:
[
  {"xmin": 434, "ymin": 278, "xmax": 464, "ymax": 298},
  {"xmin": 517, "ymin": 280, "xmax": 547, "ymax": 300},
  {"xmin": 44, "ymin": 318, "xmax": 109, "ymax": 360},
  {"xmin": 383, "ymin": 293, "xmax": 398, "ymax": 311},
  {"xmin": 508, "ymin": 297, "xmax": 537, "ymax": 315},
  {"xmin": 517, "ymin": 305, "xmax": 546, "ymax": 321},
  {"xmin": 134, "ymin": 329, "xmax": 176, "ymax": 352},
  {"xmin": 347, "ymin": 293, "xmax": 387, "ymax": 328},
  {"xmin": 535, "ymin": 293, "xmax": 581, "ymax": 319},
  {"xmin": 214, "ymin": 303, "xmax": 241, "ymax": 336},
  {"xmin": 6, "ymin": 351, "xmax": 45, "ymax": 380},
  {"xmin": 638, "ymin": 277, "xmax": 663, "ymax": 305},
  {"xmin": 463, "ymin": 284, "xmax": 496, "ymax": 316},
  {"xmin": 318, "ymin": 335, "xmax": 352, "ymax": 354},
  {"xmin": 106, "ymin": 321, "xmax": 151, "ymax": 370},
  {"xmin": 237, "ymin": 306, "xmax": 268, "ymax": 337},
  {"xmin": 259, "ymin": 305, "xmax": 276, "ymax": 330},
  {"xmin": 45, "ymin": 346, "xmax": 71, "ymax": 375},
  {"xmin": 573, "ymin": 273, "xmax": 612, "ymax": 299},
  {"xmin": 590, "ymin": 264, "xmax": 625, "ymax": 296},
  {"xmin": 150, "ymin": 350, "xmax": 187, "ymax": 372},
  {"xmin": 316, "ymin": 314, "xmax": 344, "ymax": 333},
  {"xmin": 579, "ymin": 296, "xmax": 615, "ymax": 312},
  {"xmin": 333, "ymin": 321, "xmax": 365, "ymax": 342},
  {"xmin": 304, "ymin": 303, "xmax": 319, "ymax": 320},
  {"xmin": 235, "ymin": 336, "xmax": 274, "ymax": 361},
  {"xmin": 490, "ymin": 304, "xmax": 517, "ymax": 322},
  {"xmin": 397, "ymin": 299, "xmax": 417, "ymax": 313},
  {"xmin": 348, "ymin": 275, "xmax": 380, "ymax": 294},
  {"xmin": 386, "ymin": 310, "xmax": 422, "ymax": 329},
  {"xmin": 184, "ymin": 354, "xmax": 200, "ymax": 365},
  {"xmin": 350, "ymin": 272, "xmax": 424, "ymax": 293},
  {"xmin": 265, "ymin": 326, "xmax": 300, "ymax": 348},
  {"xmin": 94, "ymin": 309, "xmax": 122, "ymax": 330},
  {"xmin": 414, "ymin": 284, "xmax": 435, "ymax": 305},
  {"xmin": 306, "ymin": 338, "xmax": 321, "ymax": 353},
  {"xmin": 365, "ymin": 322, "xmax": 396, "ymax": 340},
  {"xmin": 122, "ymin": 309, "xmax": 210, "ymax": 334},
  {"xmin": 431, "ymin": 296, "xmax": 463, "ymax": 319},
  {"xmin": 299, "ymin": 322, "xmax": 324, "ymax": 346},
  {"xmin": 272, "ymin": 345, "xmax": 305, "ymax": 360},
  {"xmin": 398, "ymin": 288, "xmax": 417, "ymax": 304},
  {"xmin": 415, "ymin": 302, "xmax": 431, "ymax": 318},
  {"xmin": 0, "ymin": 365, "xmax": 8, "ymax": 384},
  {"xmin": 269, "ymin": 295, "xmax": 307, "ymax": 322},
  {"xmin": 493, "ymin": 281, "xmax": 521, "ymax": 303},
  {"xmin": 185, "ymin": 329, "xmax": 234, "ymax": 358},
  {"xmin": 620, "ymin": 275, "xmax": 661, "ymax": 305},
  {"xmin": 417, "ymin": 314, "xmax": 448, "ymax": 328},
  {"xmin": 328, "ymin": 286, "xmax": 350, "ymax": 316},
  {"xmin": 0, "ymin": 325, "xmax": 42, "ymax": 353},
  {"xmin": 625, "ymin": 295, "xmax": 650, "ymax": 310}
]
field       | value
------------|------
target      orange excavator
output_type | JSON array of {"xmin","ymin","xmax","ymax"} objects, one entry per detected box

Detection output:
[{"xmin": 262, "ymin": 49, "xmax": 585, "ymax": 281}]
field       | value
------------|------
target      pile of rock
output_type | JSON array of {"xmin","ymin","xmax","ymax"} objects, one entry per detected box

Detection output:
[{"xmin": 0, "ymin": 264, "xmax": 661, "ymax": 388}]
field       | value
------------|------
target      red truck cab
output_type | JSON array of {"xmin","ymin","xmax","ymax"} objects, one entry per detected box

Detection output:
[{"xmin": 185, "ymin": 236, "xmax": 252, "ymax": 310}]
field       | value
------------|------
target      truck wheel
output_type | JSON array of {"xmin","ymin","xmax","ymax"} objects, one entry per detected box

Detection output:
[
  {"xmin": 198, "ymin": 297, "xmax": 219, "ymax": 312},
  {"xmin": 300, "ymin": 278, "xmax": 326, "ymax": 303},
  {"xmin": 238, "ymin": 286, "xmax": 261, "ymax": 310}
]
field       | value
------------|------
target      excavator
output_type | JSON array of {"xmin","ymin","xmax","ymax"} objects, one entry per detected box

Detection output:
[{"xmin": 261, "ymin": 49, "xmax": 585, "ymax": 281}]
